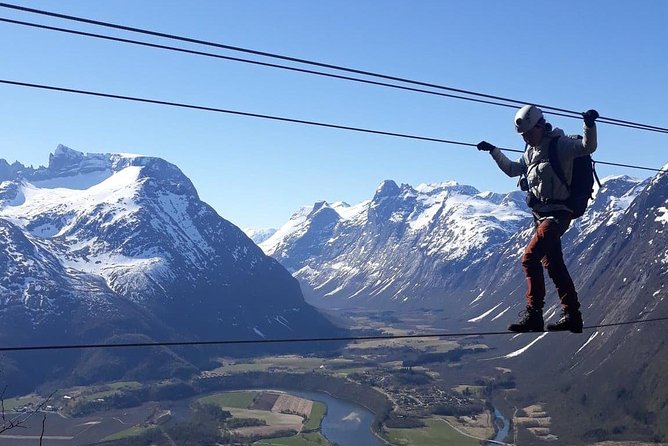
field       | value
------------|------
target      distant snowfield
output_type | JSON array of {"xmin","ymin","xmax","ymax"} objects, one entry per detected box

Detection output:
[
  {"xmin": 244, "ymin": 227, "xmax": 277, "ymax": 245},
  {"xmin": 0, "ymin": 166, "xmax": 143, "ymax": 236},
  {"xmin": 31, "ymin": 169, "xmax": 113, "ymax": 190}
]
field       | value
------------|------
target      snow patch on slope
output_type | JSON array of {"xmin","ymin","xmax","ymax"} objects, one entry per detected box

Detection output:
[
  {"xmin": 576, "ymin": 331, "xmax": 599, "ymax": 355},
  {"xmin": 260, "ymin": 205, "xmax": 313, "ymax": 254},
  {"xmin": 31, "ymin": 169, "xmax": 113, "ymax": 190},
  {"xmin": 656, "ymin": 207, "xmax": 668, "ymax": 225},
  {"xmin": 504, "ymin": 333, "xmax": 548, "ymax": 358},
  {"xmin": 156, "ymin": 191, "xmax": 213, "ymax": 256},
  {"xmin": 468, "ymin": 302, "xmax": 503, "ymax": 322}
]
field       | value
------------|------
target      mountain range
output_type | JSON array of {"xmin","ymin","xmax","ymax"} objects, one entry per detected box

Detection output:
[
  {"xmin": 0, "ymin": 146, "xmax": 342, "ymax": 392},
  {"xmin": 261, "ymin": 180, "xmax": 531, "ymax": 308}
]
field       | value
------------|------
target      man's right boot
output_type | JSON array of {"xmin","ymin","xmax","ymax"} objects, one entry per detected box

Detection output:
[
  {"xmin": 508, "ymin": 307, "xmax": 544, "ymax": 333},
  {"xmin": 546, "ymin": 310, "xmax": 583, "ymax": 333}
]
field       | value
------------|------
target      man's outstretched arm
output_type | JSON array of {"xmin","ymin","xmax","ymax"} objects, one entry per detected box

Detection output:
[{"xmin": 478, "ymin": 141, "xmax": 523, "ymax": 177}]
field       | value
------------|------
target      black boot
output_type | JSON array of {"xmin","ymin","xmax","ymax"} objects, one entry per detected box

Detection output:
[
  {"xmin": 508, "ymin": 307, "xmax": 544, "ymax": 333},
  {"xmin": 547, "ymin": 310, "xmax": 583, "ymax": 333}
]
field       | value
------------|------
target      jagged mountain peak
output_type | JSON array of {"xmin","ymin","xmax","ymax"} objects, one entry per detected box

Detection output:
[
  {"xmin": 309, "ymin": 200, "xmax": 331, "ymax": 216},
  {"xmin": 49, "ymin": 144, "xmax": 85, "ymax": 167},
  {"xmin": 649, "ymin": 163, "xmax": 668, "ymax": 189},
  {"xmin": 569, "ymin": 175, "xmax": 647, "ymax": 235},
  {"xmin": 1, "ymin": 145, "xmax": 189, "ymax": 187},
  {"xmin": 373, "ymin": 179, "xmax": 401, "ymax": 199},
  {"xmin": 3, "ymin": 150, "xmax": 203, "ymax": 290},
  {"xmin": 596, "ymin": 174, "xmax": 642, "ymax": 195}
]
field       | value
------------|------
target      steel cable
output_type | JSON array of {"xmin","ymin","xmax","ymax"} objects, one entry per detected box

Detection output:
[
  {"xmin": 0, "ymin": 3, "xmax": 667, "ymax": 134},
  {"xmin": 1, "ymin": 317, "xmax": 666, "ymax": 353},
  {"xmin": 1, "ymin": 78, "xmax": 666, "ymax": 174}
]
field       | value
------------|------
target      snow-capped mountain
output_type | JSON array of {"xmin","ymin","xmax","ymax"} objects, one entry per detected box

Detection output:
[
  {"xmin": 0, "ymin": 145, "xmax": 342, "ymax": 389},
  {"xmin": 261, "ymin": 179, "xmax": 531, "ymax": 308},
  {"xmin": 244, "ymin": 227, "xmax": 277, "ymax": 245}
]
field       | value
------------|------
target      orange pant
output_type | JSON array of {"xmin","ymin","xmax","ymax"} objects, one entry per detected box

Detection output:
[{"xmin": 521, "ymin": 213, "xmax": 580, "ymax": 313}]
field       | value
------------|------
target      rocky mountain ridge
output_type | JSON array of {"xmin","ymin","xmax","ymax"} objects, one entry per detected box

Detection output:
[{"xmin": 261, "ymin": 179, "xmax": 532, "ymax": 308}]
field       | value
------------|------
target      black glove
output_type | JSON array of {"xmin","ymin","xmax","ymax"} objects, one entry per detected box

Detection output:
[
  {"xmin": 477, "ymin": 141, "xmax": 496, "ymax": 152},
  {"xmin": 582, "ymin": 109, "xmax": 599, "ymax": 127}
]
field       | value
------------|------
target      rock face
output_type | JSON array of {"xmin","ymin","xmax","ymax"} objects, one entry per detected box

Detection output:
[{"xmin": 0, "ymin": 145, "xmax": 342, "ymax": 391}]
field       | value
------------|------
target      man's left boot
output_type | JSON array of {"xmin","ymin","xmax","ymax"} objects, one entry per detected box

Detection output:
[{"xmin": 546, "ymin": 310, "xmax": 583, "ymax": 333}]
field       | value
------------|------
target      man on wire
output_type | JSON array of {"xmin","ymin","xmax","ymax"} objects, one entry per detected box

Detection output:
[{"xmin": 477, "ymin": 105, "xmax": 599, "ymax": 333}]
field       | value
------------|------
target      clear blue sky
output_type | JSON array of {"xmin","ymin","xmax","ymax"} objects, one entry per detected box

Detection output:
[{"xmin": 1, "ymin": 1, "xmax": 666, "ymax": 229}]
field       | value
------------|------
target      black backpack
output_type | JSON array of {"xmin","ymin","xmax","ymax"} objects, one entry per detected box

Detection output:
[{"xmin": 548, "ymin": 136, "xmax": 601, "ymax": 218}]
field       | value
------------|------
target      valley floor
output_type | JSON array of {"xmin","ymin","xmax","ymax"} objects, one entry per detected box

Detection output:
[{"xmin": 2, "ymin": 309, "xmax": 662, "ymax": 446}]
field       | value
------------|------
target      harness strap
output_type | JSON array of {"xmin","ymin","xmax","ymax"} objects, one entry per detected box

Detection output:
[
  {"xmin": 592, "ymin": 160, "xmax": 602, "ymax": 188},
  {"xmin": 547, "ymin": 136, "xmax": 570, "ymax": 192}
]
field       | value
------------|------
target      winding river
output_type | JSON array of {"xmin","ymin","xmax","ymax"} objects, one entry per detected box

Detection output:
[
  {"xmin": 290, "ymin": 390, "xmax": 388, "ymax": 446},
  {"xmin": 292, "ymin": 390, "xmax": 510, "ymax": 446}
]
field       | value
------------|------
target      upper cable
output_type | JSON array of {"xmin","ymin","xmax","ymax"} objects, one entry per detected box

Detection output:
[{"xmin": 0, "ymin": 2, "xmax": 667, "ymax": 134}]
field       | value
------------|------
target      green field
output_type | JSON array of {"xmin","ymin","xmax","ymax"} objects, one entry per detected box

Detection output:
[
  {"xmin": 210, "ymin": 355, "xmax": 357, "ymax": 375},
  {"xmin": 71, "ymin": 381, "xmax": 145, "ymax": 403},
  {"xmin": 385, "ymin": 418, "xmax": 480, "ymax": 446},
  {"xmin": 102, "ymin": 426, "xmax": 152, "ymax": 441},
  {"xmin": 303, "ymin": 401, "xmax": 326, "ymax": 431},
  {"xmin": 83, "ymin": 389, "xmax": 123, "ymax": 400},
  {"xmin": 2, "ymin": 394, "xmax": 43, "ymax": 411},
  {"xmin": 253, "ymin": 431, "xmax": 330, "ymax": 446},
  {"xmin": 105, "ymin": 381, "xmax": 143, "ymax": 391},
  {"xmin": 330, "ymin": 366, "xmax": 372, "ymax": 377},
  {"xmin": 227, "ymin": 408, "xmax": 302, "ymax": 426},
  {"xmin": 198, "ymin": 391, "xmax": 258, "ymax": 409},
  {"xmin": 452, "ymin": 385, "xmax": 487, "ymax": 397}
]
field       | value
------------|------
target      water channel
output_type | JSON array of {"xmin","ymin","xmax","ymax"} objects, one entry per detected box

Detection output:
[
  {"xmin": 290, "ymin": 390, "xmax": 388, "ymax": 446},
  {"xmin": 483, "ymin": 406, "xmax": 510, "ymax": 445}
]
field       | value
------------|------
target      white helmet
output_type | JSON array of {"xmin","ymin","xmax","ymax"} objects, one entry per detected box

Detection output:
[{"xmin": 514, "ymin": 105, "xmax": 543, "ymax": 133}]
